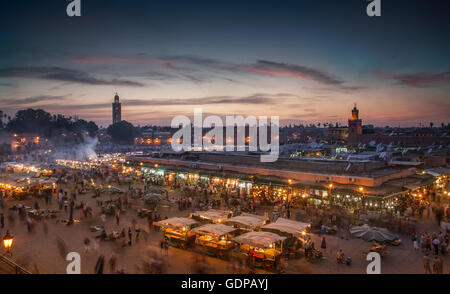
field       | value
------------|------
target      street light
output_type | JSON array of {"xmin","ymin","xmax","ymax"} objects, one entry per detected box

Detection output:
[{"xmin": 3, "ymin": 230, "xmax": 13, "ymax": 254}]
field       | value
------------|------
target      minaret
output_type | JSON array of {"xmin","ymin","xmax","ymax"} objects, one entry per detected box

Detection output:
[
  {"xmin": 112, "ymin": 92, "xmax": 122, "ymax": 124},
  {"xmin": 348, "ymin": 103, "xmax": 362, "ymax": 144}
]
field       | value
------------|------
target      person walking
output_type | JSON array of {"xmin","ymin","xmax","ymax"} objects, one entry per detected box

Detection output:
[
  {"xmin": 94, "ymin": 255, "xmax": 105, "ymax": 274},
  {"xmin": 164, "ymin": 238, "xmax": 169, "ymax": 256},
  {"xmin": 109, "ymin": 255, "xmax": 117, "ymax": 274},
  {"xmin": 128, "ymin": 227, "xmax": 132, "ymax": 246},
  {"xmin": 68, "ymin": 199, "xmax": 74, "ymax": 224},
  {"xmin": 432, "ymin": 237, "xmax": 440, "ymax": 255},
  {"xmin": 432, "ymin": 255, "xmax": 441, "ymax": 274},
  {"xmin": 412, "ymin": 233, "xmax": 419, "ymax": 252},
  {"xmin": 424, "ymin": 253, "xmax": 432, "ymax": 274},
  {"xmin": 321, "ymin": 236, "xmax": 327, "ymax": 249},
  {"xmin": 115, "ymin": 209, "xmax": 120, "ymax": 226}
]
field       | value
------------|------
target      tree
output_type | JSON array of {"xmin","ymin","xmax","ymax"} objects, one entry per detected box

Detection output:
[
  {"xmin": 6, "ymin": 108, "xmax": 99, "ymax": 141},
  {"xmin": 107, "ymin": 121, "xmax": 140, "ymax": 143}
]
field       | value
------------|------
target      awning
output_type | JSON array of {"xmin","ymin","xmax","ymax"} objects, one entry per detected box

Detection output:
[
  {"xmin": 192, "ymin": 224, "xmax": 237, "ymax": 236},
  {"xmin": 154, "ymin": 217, "xmax": 198, "ymax": 229},
  {"xmin": 225, "ymin": 213, "xmax": 266, "ymax": 229},
  {"xmin": 233, "ymin": 231, "xmax": 286, "ymax": 249}
]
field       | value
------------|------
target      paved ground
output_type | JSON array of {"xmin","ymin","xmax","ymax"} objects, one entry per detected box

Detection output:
[{"xmin": 0, "ymin": 179, "xmax": 448, "ymax": 274}]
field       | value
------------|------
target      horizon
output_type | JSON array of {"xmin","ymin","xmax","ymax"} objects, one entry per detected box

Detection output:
[{"xmin": 0, "ymin": 0, "xmax": 449, "ymax": 128}]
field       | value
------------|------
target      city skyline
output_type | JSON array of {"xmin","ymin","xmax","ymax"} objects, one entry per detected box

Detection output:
[{"xmin": 0, "ymin": 0, "xmax": 449, "ymax": 127}]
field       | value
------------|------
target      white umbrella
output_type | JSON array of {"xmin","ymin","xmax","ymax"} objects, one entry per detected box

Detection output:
[{"xmin": 350, "ymin": 224, "xmax": 399, "ymax": 243}]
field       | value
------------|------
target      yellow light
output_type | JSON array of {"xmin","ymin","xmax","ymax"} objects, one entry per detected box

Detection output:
[
  {"xmin": 140, "ymin": 162, "xmax": 143, "ymax": 166},
  {"xmin": 288, "ymin": 179, "xmax": 293, "ymax": 184},
  {"xmin": 3, "ymin": 231, "xmax": 13, "ymax": 252},
  {"xmin": 359, "ymin": 187, "xmax": 364, "ymax": 192},
  {"xmin": 154, "ymin": 164, "xmax": 159, "ymax": 168},
  {"xmin": 301, "ymin": 231, "xmax": 306, "ymax": 236},
  {"xmin": 328, "ymin": 184, "xmax": 334, "ymax": 189}
]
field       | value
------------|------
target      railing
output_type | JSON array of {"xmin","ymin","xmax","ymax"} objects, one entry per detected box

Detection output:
[{"xmin": 0, "ymin": 255, "xmax": 31, "ymax": 274}]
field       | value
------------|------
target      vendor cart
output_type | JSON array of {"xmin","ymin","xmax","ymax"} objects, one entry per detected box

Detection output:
[
  {"xmin": 192, "ymin": 224, "xmax": 239, "ymax": 258},
  {"xmin": 154, "ymin": 217, "xmax": 199, "ymax": 249}
]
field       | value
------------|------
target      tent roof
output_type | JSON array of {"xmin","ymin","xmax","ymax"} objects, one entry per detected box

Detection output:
[
  {"xmin": 262, "ymin": 218, "xmax": 310, "ymax": 237},
  {"xmin": 192, "ymin": 224, "xmax": 237, "ymax": 236},
  {"xmin": 225, "ymin": 213, "xmax": 266, "ymax": 229},
  {"xmin": 191, "ymin": 209, "xmax": 231, "ymax": 222},
  {"xmin": 154, "ymin": 217, "xmax": 198, "ymax": 229},
  {"xmin": 233, "ymin": 232, "xmax": 286, "ymax": 249}
]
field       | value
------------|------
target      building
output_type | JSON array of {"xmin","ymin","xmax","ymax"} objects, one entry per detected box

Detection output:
[
  {"xmin": 348, "ymin": 103, "xmax": 362, "ymax": 145},
  {"xmin": 112, "ymin": 93, "xmax": 122, "ymax": 124}
]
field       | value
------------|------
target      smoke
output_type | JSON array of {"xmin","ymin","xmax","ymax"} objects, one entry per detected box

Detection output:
[{"xmin": 50, "ymin": 135, "xmax": 98, "ymax": 161}]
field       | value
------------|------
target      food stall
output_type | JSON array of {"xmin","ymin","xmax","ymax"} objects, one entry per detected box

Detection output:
[
  {"xmin": 189, "ymin": 209, "xmax": 232, "ymax": 224},
  {"xmin": 261, "ymin": 218, "xmax": 311, "ymax": 254},
  {"xmin": 192, "ymin": 224, "xmax": 239, "ymax": 258},
  {"xmin": 233, "ymin": 231, "xmax": 286, "ymax": 269},
  {"xmin": 225, "ymin": 213, "xmax": 268, "ymax": 232},
  {"xmin": 154, "ymin": 217, "xmax": 199, "ymax": 248}
]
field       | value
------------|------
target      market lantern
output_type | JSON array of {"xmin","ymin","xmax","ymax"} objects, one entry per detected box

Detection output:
[
  {"xmin": 359, "ymin": 187, "xmax": 364, "ymax": 193},
  {"xmin": 288, "ymin": 179, "xmax": 293, "ymax": 185},
  {"xmin": 3, "ymin": 230, "xmax": 13, "ymax": 254}
]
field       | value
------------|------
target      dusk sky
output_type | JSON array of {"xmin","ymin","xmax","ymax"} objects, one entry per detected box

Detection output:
[{"xmin": 0, "ymin": 0, "xmax": 449, "ymax": 127}]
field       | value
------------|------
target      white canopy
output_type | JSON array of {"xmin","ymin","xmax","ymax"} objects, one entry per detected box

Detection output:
[
  {"xmin": 191, "ymin": 209, "xmax": 231, "ymax": 223},
  {"xmin": 233, "ymin": 232, "xmax": 286, "ymax": 249},
  {"xmin": 192, "ymin": 224, "xmax": 237, "ymax": 236},
  {"xmin": 262, "ymin": 218, "xmax": 310, "ymax": 237},
  {"xmin": 226, "ymin": 213, "xmax": 266, "ymax": 229},
  {"xmin": 154, "ymin": 217, "xmax": 198, "ymax": 229}
]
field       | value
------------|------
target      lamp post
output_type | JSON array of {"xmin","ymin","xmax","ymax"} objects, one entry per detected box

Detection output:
[{"xmin": 3, "ymin": 230, "xmax": 13, "ymax": 256}]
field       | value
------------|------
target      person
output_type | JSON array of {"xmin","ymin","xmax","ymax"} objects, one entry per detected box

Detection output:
[
  {"xmin": 412, "ymin": 234, "xmax": 419, "ymax": 252},
  {"xmin": 321, "ymin": 236, "xmax": 326, "ymax": 249},
  {"xmin": 84, "ymin": 238, "xmax": 90, "ymax": 253},
  {"xmin": 68, "ymin": 199, "xmax": 74, "ymax": 224},
  {"xmin": 432, "ymin": 255, "xmax": 441, "ymax": 274},
  {"xmin": 336, "ymin": 249, "xmax": 344, "ymax": 263},
  {"xmin": 425, "ymin": 234, "xmax": 432, "ymax": 252},
  {"xmin": 164, "ymin": 238, "xmax": 169, "ymax": 256},
  {"xmin": 160, "ymin": 238, "xmax": 164, "ymax": 253},
  {"xmin": 0, "ymin": 213, "xmax": 4, "ymax": 228},
  {"xmin": 115, "ymin": 209, "xmax": 120, "ymax": 226},
  {"xmin": 423, "ymin": 253, "xmax": 432, "ymax": 274},
  {"xmin": 432, "ymin": 237, "xmax": 440, "ymax": 255},
  {"xmin": 108, "ymin": 255, "xmax": 117, "ymax": 273},
  {"xmin": 94, "ymin": 255, "xmax": 105, "ymax": 274},
  {"xmin": 128, "ymin": 227, "xmax": 132, "ymax": 246}
]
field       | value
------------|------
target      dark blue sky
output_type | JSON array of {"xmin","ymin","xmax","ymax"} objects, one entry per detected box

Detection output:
[{"xmin": 0, "ymin": 0, "xmax": 449, "ymax": 126}]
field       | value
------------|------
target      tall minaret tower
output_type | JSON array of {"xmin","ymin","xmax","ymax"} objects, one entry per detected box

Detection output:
[
  {"xmin": 112, "ymin": 92, "xmax": 122, "ymax": 124},
  {"xmin": 348, "ymin": 103, "xmax": 362, "ymax": 144}
]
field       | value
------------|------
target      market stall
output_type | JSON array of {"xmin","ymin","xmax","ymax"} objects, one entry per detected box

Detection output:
[
  {"xmin": 189, "ymin": 209, "xmax": 232, "ymax": 224},
  {"xmin": 154, "ymin": 217, "xmax": 199, "ymax": 248},
  {"xmin": 192, "ymin": 224, "xmax": 239, "ymax": 258},
  {"xmin": 261, "ymin": 218, "xmax": 310, "ymax": 253},
  {"xmin": 225, "ymin": 213, "xmax": 268, "ymax": 232},
  {"xmin": 233, "ymin": 231, "xmax": 286, "ymax": 269}
]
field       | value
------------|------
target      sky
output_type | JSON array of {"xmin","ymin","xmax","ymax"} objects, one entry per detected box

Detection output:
[{"xmin": 0, "ymin": 0, "xmax": 449, "ymax": 128}]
